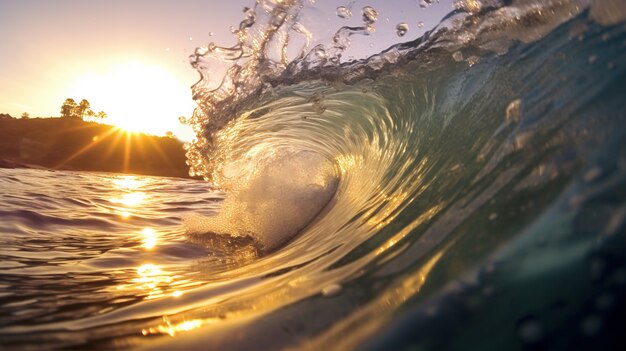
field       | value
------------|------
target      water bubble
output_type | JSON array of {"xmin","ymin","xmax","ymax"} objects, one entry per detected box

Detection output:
[
  {"xmin": 506, "ymin": 99, "xmax": 522, "ymax": 123},
  {"xmin": 208, "ymin": 32, "xmax": 214, "ymax": 36},
  {"xmin": 314, "ymin": 47, "xmax": 327, "ymax": 58},
  {"xmin": 454, "ymin": 0, "xmax": 482, "ymax": 14},
  {"xmin": 466, "ymin": 55, "xmax": 480, "ymax": 67},
  {"xmin": 362, "ymin": 6, "xmax": 379, "ymax": 24},
  {"xmin": 195, "ymin": 46, "xmax": 209, "ymax": 56},
  {"xmin": 396, "ymin": 23, "xmax": 409, "ymax": 37},
  {"xmin": 322, "ymin": 283, "xmax": 342, "ymax": 296},
  {"xmin": 452, "ymin": 51, "xmax": 464, "ymax": 62},
  {"xmin": 336, "ymin": 6, "xmax": 352, "ymax": 18},
  {"xmin": 417, "ymin": 21, "xmax": 425, "ymax": 28},
  {"xmin": 419, "ymin": 0, "xmax": 432, "ymax": 9}
]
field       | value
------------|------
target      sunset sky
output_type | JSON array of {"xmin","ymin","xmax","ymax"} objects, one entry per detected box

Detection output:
[{"xmin": 0, "ymin": 0, "xmax": 452, "ymax": 140}]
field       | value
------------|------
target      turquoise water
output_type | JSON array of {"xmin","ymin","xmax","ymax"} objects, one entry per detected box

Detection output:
[{"xmin": 2, "ymin": 0, "xmax": 626, "ymax": 350}]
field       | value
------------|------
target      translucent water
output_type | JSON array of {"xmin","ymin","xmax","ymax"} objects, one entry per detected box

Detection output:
[{"xmin": 2, "ymin": 0, "xmax": 626, "ymax": 350}]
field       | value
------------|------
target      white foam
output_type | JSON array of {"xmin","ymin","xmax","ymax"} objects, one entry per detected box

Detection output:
[{"xmin": 184, "ymin": 148, "xmax": 339, "ymax": 252}]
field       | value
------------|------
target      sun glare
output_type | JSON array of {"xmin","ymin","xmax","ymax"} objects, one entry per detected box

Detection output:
[{"xmin": 69, "ymin": 61, "xmax": 195, "ymax": 138}]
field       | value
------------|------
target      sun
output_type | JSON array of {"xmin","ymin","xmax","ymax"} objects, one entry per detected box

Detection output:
[{"xmin": 69, "ymin": 61, "xmax": 195, "ymax": 138}]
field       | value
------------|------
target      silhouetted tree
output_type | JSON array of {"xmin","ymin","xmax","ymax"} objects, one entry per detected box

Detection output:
[
  {"xmin": 61, "ymin": 98, "xmax": 78, "ymax": 118},
  {"xmin": 21, "ymin": 112, "xmax": 30, "ymax": 119},
  {"xmin": 77, "ymin": 99, "xmax": 91, "ymax": 120},
  {"xmin": 95, "ymin": 111, "xmax": 107, "ymax": 122}
]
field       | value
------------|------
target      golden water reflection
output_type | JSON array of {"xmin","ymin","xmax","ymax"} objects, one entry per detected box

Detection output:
[
  {"xmin": 142, "ymin": 316, "xmax": 216, "ymax": 337},
  {"xmin": 109, "ymin": 175, "xmax": 151, "ymax": 218},
  {"xmin": 142, "ymin": 228, "xmax": 157, "ymax": 250},
  {"xmin": 116, "ymin": 264, "xmax": 174, "ymax": 300}
]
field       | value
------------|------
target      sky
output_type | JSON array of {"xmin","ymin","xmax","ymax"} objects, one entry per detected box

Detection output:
[{"xmin": 0, "ymin": 0, "xmax": 453, "ymax": 140}]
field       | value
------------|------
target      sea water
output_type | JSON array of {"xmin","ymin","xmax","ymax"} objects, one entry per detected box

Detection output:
[{"xmin": 2, "ymin": 0, "xmax": 626, "ymax": 349}]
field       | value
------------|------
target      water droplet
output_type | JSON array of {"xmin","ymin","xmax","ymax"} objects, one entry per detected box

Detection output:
[
  {"xmin": 517, "ymin": 317, "xmax": 544, "ymax": 344},
  {"xmin": 362, "ymin": 6, "xmax": 379, "ymax": 24},
  {"xmin": 452, "ymin": 51, "xmax": 464, "ymax": 62},
  {"xmin": 336, "ymin": 6, "xmax": 352, "ymax": 18},
  {"xmin": 588, "ymin": 54, "xmax": 598, "ymax": 64},
  {"xmin": 466, "ymin": 55, "xmax": 479, "ymax": 67},
  {"xmin": 396, "ymin": 23, "xmax": 409, "ymax": 37},
  {"xmin": 417, "ymin": 21, "xmax": 425, "ymax": 28},
  {"xmin": 189, "ymin": 36, "xmax": 193, "ymax": 41},
  {"xmin": 322, "ymin": 283, "xmax": 342, "ymax": 296},
  {"xmin": 489, "ymin": 213, "xmax": 498, "ymax": 221},
  {"xmin": 419, "ymin": 0, "xmax": 432, "ymax": 9},
  {"xmin": 315, "ymin": 47, "xmax": 326, "ymax": 58},
  {"xmin": 208, "ymin": 32, "xmax": 214, "ymax": 36},
  {"xmin": 454, "ymin": 0, "xmax": 481, "ymax": 14},
  {"xmin": 506, "ymin": 99, "xmax": 522, "ymax": 123}
]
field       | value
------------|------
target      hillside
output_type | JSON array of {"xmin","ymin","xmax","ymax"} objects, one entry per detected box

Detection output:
[{"xmin": 0, "ymin": 117, "xmax": 195, "ymax": 179}]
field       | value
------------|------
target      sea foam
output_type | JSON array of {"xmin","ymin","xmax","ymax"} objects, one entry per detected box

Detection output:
[{"xmin": 184, "ymin": 148, "xmax": 338, "ymax": 252}]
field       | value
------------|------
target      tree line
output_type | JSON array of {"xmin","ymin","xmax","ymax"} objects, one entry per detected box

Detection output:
[{"xmin": 60, "ymin": 98, "xmax": 107, "ymax": 122}]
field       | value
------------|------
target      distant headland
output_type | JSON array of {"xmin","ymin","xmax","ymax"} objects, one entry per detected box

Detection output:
[{"xmin": 0, "ymin": 113, "xmax": 196, "ymax": 179}]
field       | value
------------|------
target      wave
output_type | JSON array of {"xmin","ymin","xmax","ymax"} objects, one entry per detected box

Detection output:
[{"xmin": 163, "ymin": 0, "xmax": 626, "ymax": 348}]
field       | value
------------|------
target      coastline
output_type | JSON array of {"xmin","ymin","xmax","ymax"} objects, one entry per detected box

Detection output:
[{"xmin": 0, "ymin": 117, "xmax": 198, "ymax": 179}]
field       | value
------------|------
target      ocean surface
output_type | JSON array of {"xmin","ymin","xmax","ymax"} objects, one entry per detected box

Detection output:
[{"xmin": 2, "ymin": 0, "xmax": 626, "ymax": 349}]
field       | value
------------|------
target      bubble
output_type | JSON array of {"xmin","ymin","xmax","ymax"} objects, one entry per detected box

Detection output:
[
  {"xmin": 322, "ymin": 283, "xmax": 342, "ymax": 296},
  {"xmin": 488, "ymin": 213, "xmax": 498, "ymax": 221},
  {"xmin": 362, "ymin": 6, "xmax": 379, "ymax": 24},
  {"xmin": 315, "ymin": 47, "xmax": 327, "ymax": 58},
  {"xmin": 419, "ymin": 0, "xmax": 432, "ymax": 9},
  {"xmin": 454, "ymin": 0, "xmax": 482, "ymax": 14},
  {"xmin": 466, "ymin": 55, "xmax": 479, "ymax": 67},
  {"xmin": 588, "ymin": 54, "xmax": 598, "ymax": 64},
  {"xmin": 336, "ymin": 6, "xmax": 352, "ymax": 19},
  {"xmin": 506, "ymin": 99, "xmax": 522, "ymax": 123},
  {"xmin": 417, "ymin": 21, "xmax": 425, "ymax": 28},
  {"xmin": 209, "ymin": 32, "xmax": 214, "ymax": 36},
  {"xmin": 396, "ymin": 23, "xmax": 409, "ymax": 37},
  {"xmin": 452, "ymin": 51, "xmax": 464, "ymax": 62}
]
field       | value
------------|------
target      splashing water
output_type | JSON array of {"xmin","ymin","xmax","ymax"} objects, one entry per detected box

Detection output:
[{"xmin": 2, "ymin": 0, "xmax": 626, "ymax": 350}]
